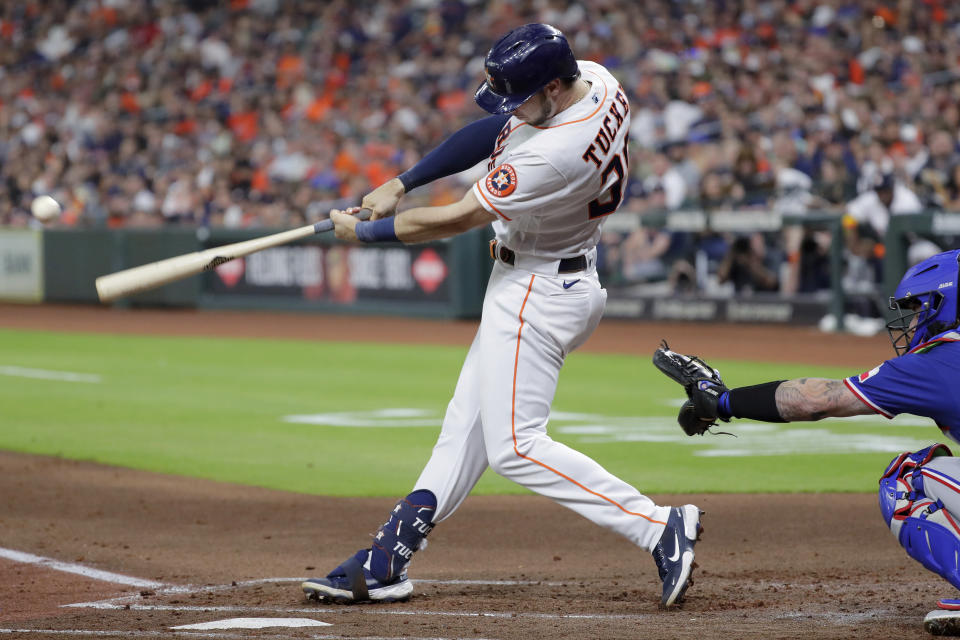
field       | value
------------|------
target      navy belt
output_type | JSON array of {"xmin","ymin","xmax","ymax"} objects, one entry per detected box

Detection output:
[{"xmin": 489, "ymin": 240, "xmax": 588, "ymax": 274}]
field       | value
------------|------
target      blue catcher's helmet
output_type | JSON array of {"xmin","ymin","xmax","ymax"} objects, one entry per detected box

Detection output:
[
  {"xmin": 474, "ymin": 23, "xmax": 580, "ymax": 115},
  {"xmin": 886, "ymin": 249, "xmax": 960, "ymax": 355}
]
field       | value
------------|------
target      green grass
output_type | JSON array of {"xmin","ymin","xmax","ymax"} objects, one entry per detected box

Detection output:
[{"xmin": 0, "ymin": 328, "xmax": 940, "ymax": 495}]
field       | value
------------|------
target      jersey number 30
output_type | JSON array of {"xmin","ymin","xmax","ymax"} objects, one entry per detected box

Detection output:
[{"xmin": 588, "ymin": 137, "xmax": 629, "ymax": 219}]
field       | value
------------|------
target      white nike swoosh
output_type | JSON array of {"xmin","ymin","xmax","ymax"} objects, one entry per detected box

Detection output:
[{"xmin": 667, "ymin": 533, "xmax": 680, "ymax": 562}]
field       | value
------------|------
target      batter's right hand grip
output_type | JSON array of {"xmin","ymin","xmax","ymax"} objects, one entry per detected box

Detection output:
[{"xmin": 313, "ymin": 207, "xmax": 373, "ymax": 234}]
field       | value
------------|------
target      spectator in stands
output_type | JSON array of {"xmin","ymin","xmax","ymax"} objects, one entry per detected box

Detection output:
[
  {"xmin": 846, "ymin": 173, "xmax": 923, "ymax": 238},
  {"xmin": 664, "ymin": 140, "xmax": 700, "ymax": 199},
  {"xmin": 0, "ymin": 0, "xmax": 959, "ymax": 253},
  {"xmin": 732, "ymin": 148, "xmax": 773, "ymax": 207},
  {"xmin": 698, "ymin": 170, "xmax": 739, "ymax": 212},
  {"xmin": 814, "ymin": 135, "xmax": 860, "ymax": 205},
  {"xmin": 842, "ymin": 173, "xmax": 923, "ymax": 321},
  {"xmin": 858, "ymin": 142, "xmax": 894, "ymax": 195},
  {"xmin": 641, "ymin": 152, "xmax": 687, "ymax": 211},
  {"xmin": 618, "ymin": 227, "xmax": 675, "ymax": 284},
  {"xmin": 947, "ymin": 164, "xmax": 960, "ymax": 211},
  {"xmin": 916, "ymin": 129, "xmax": 960, "ymax": 209},
  {"xmin": 716, "ymin": 235, "xmax": 779, "ymax": 295},
  {"xmin": 815, "ymin": 158, "xmax": 857, "ymax": 208},
  {"xmin": 772, "ymin": 168, "xmax": 815, "ymax": 217},
  {"xmin": 899, "ymin": 124, "xmax": 929, "ymax": 182},
  {"xmin": 795, "ymin": 232, "xmax": 833, "ymax": 293}
]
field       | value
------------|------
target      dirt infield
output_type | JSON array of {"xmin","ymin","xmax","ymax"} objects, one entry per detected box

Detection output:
[
  {"xmin": 0, "ymin": 304, "xmax": 945, "ymax": 639},
  {"xmin": 0, "ymin": 302, "xmax": 890, "ymax": 366}
]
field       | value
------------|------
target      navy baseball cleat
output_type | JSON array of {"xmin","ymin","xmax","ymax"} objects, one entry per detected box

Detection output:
[
  {"xmin": 302, "ymin": 549, "xmax": 413, "ymax": 604},
  {"xmin": 651, "ymin": 504, "xmax": 703, "ymax": 607}
]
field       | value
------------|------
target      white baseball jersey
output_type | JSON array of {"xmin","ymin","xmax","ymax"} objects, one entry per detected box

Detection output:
[
  {"xmin": 472, "ymin": 60, "xmax": 631, "ymax": 258},
  {"xmin": 412, "ymin": 60, "xmax": 674, "ymax": 558}
]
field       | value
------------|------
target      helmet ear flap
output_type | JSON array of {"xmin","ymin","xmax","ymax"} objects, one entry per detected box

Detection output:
[{"xmin": 918, "ymin": 291, "xmax": 950, "ymax": 342}]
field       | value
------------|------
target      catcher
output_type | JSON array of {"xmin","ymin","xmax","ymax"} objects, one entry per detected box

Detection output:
[{"xmin": 655, "ymin": 248, "xmax": 960, "ymax": 633}]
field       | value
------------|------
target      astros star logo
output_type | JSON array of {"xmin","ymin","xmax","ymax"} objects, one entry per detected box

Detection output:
[{"xmin": 485, "ymin": 163, "xmax": 518, "ymax": 197}]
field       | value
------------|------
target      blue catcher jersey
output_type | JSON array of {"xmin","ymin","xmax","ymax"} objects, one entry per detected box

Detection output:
[{"xmin": 845, "ymin": 330, "xmax": 960, "ymax": 441}]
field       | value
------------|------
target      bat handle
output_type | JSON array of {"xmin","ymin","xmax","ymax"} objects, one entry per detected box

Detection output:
[{"xmin": 313, "ymin": 207, "xmax": 373, "ymax": 234}]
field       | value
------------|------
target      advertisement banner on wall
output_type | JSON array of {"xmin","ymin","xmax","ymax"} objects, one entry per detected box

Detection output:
[
  {"xmin": 0, "ymin": 230, "xmax": 43, "ymax": 302},
  {"xmin": 603, "ymin": 293, "xmax": 829, "ymax": 324},
  {"xmin": 203, "ymin": 243, "xmax": 452, "ymax": 305}
]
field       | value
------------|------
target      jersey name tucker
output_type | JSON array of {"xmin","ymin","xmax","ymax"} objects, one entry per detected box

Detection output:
[{"xmin": 581, "ymin": 88, "xmax": 630, "ymax": 169}]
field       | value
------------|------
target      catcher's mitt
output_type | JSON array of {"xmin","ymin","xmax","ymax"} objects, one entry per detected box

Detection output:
[{"xmin": 653, "ymin": 340, "xmax": 731, "ymax": 436}]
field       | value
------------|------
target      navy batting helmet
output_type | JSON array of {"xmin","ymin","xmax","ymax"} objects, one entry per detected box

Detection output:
[
  {"xmin": 886, "ymin": 249, "xmax": 960, "ymax": 355},
  {"xmin": 474, "ymin": 23, "xmax": 580, "ymax": 115}
]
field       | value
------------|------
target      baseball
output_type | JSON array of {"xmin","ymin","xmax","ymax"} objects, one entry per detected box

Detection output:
[{"xmin": 31, "ymin": 195, "xmax": 62, "ymax": 222}]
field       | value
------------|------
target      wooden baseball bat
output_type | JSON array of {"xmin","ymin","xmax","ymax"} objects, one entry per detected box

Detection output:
[{"xmin": 95, "ymin": 209, "xmax": 371, "ymax": 303}]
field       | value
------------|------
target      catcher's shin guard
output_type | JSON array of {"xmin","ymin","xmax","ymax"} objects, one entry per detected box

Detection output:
[
  {"xmin": 897, "ymin": 501, "xmax": 960, "ymax": 591},
  {"xmin": 878, "ymin": 444, "xmax": 960, "ymax": 591},
  {"xmin": 369, "ymin": 490, "xmax": 436, "ymax": 582},
  {"xmin": 879, "ymin": 444, "xmax": 953, "ymax": 536}
]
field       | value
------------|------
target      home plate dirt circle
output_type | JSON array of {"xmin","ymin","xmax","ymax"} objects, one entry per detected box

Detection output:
[{"xmin": 0, "ymin": 452, "xmax": 949, "ymax": 640}]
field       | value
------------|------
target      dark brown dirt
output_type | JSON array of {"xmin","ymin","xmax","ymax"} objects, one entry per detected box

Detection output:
[
  {"xmin": 0, "ymin": 304, "xmax": 939, "ymax": 639},
  {"xmin": 0, "ymin": 302, "xmax": 891, "ymax": 367}
]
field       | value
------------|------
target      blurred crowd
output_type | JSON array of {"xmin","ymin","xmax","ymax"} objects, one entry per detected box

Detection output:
[
  {"xmin": 1, "ymin": 0, "xmax": 498, "ymax": 228},
  {"xmin": 1, "ymin": 0, "xmax": 960, "ymax": 299},
  {"xmin": 599, "ymin": 0, "xmax": 960, "ymax": 299}
]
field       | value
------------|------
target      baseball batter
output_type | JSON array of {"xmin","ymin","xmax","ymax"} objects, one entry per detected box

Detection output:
[
  {"xmin": 656, "ymin": 248, "xmax": 960, "ymax": 627},
  {"xmin": 302, "ymin": 24, "xmax": 702, "ymax": 609}
]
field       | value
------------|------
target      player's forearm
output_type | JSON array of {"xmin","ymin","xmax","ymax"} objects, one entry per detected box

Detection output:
[
  {"xmin": 345, "ymin": 191, "xmax": 493, "ymax": 245},
  {"xmin": 717, "ymin": 377, "xmax": 871, "ymax": 423},
  {"xmin": 774, "ymin": 378, "xmax": 871, "ymax": 421},
  {"xmin": 394, "ymin": 194, "xmax": 494, "ymax": 244},
  {"xmin": 396, "ymin": 205, "xmax": 492, "ymax": 243}
]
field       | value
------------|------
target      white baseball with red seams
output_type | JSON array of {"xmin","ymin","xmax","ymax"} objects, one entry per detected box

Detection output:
[
  {"xmin": 30, "ymin": 195, "xmax": 61, "ymax": 222},
  {"xmin": 414, "ymin": 60, "xmax": 672, "ymax": 552}
]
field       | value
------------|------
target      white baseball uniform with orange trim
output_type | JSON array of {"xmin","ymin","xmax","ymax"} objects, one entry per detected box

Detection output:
[{"xmin": 413, "ymin": 60, "xmax": 672, "ymax": 551}]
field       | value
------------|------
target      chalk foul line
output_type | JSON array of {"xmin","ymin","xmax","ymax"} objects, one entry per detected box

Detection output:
[
  {"xmin": 0, "ymin": 546, "xmax": 164, "ymax": 589},
  {"xmin": 0, "ymin": 365, "xmax": 101, "ymax": 383},
  {"xmin": 0, "ymin": 631, "xmax": 490, "ymax": 640},
  {"xmin": 67, "ymin": 602, "xmax": 651, "ymax": 621},
  {"xmin": 62, "ymin": 577, "xmax": 569, "ymax": 609}
]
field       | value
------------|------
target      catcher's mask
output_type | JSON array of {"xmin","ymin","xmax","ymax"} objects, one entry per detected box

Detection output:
[{"xmin": 886, "ymin": 249, "xmax": 960, "ymax": 355}]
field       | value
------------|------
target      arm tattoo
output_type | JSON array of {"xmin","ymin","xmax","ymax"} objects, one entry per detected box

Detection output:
[{"xmin": 775, "ymin": 378, "xmax": 871, "ymax": 421}]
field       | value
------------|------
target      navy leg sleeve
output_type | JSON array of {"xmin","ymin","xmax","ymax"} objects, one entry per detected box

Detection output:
[{"xmin": 369, "ymin": 490, "xmax": 437, "ymax": 582}]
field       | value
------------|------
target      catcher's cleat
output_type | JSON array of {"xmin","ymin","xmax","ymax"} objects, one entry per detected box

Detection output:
[
  {"xmin": 302, "ymin": 549, "xmax": 413, "ymax": 604},
  {"xmin": 925, "ymin": 607, "xmax": 960, "ymax": 636},
  {"xmin": 652, "ymin": 504, "xmax": 703, "ymax": 608}
]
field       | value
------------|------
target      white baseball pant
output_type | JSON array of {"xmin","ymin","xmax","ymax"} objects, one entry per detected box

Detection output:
[
  {"xmin": 413, "ymin": 256, "xmax": 670, "ymax": 551},
  {"xmin": 921, "ymin": 457, "xmax": 960, "ymax": 518}
]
